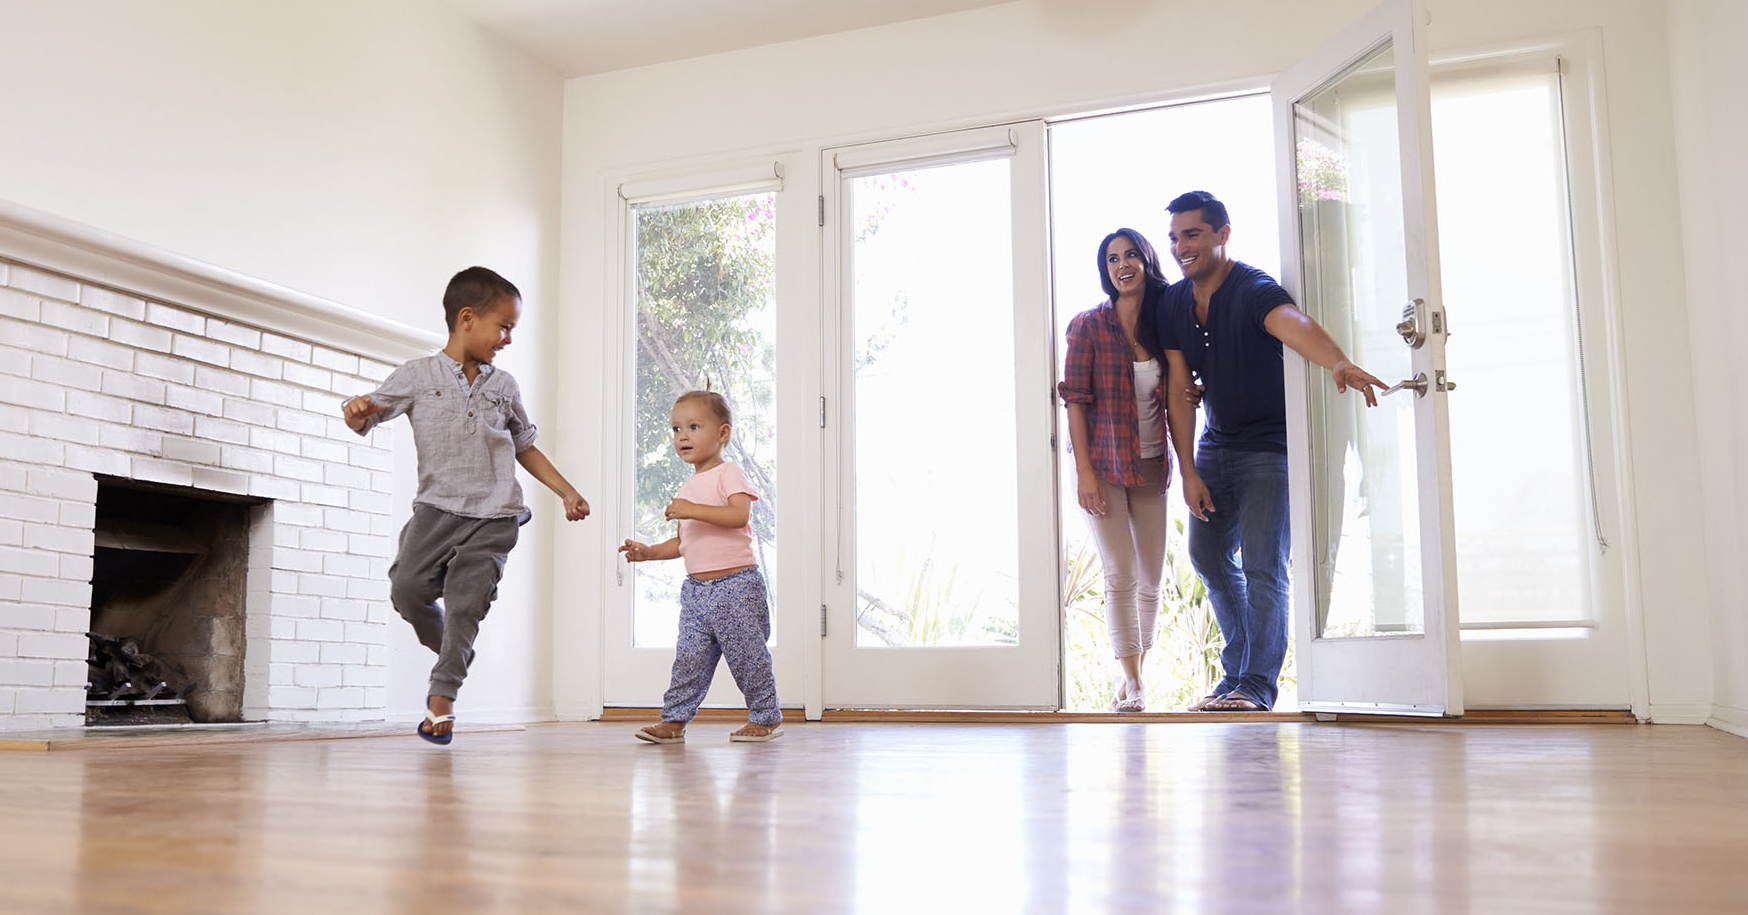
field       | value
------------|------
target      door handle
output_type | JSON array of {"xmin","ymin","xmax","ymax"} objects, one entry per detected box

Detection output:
[{"xmin": 1382, "ymin": 372, "xmax": 1428, "ymax": 398}]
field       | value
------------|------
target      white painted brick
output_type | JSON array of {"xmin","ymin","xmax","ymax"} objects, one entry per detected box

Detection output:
[
  {"xmin": 193, "ymin": 364, "xmax": 250, "ymax": 397},
  {"xmin": 270, "ymin": 617, "xmax": 298, "ymax": 639},
  {"xmin": 296, "ymin": 619, "xmax": 345, "ymax": 642},
  {"xmin": 63, "ymin": 444, "xmax": 131, "ymax": 477},
  {"xmin": 22, "ymin": 577, "xmax": 91, "ymax": 608},
  {"xmin": 370, "ymin": 471, "xmax": 395, "ymax": 492},
  {"xmin": 132, "ymin": 458, "xmax": 193, "ymax": 487},
  {"xmin": 275, "ymin": 409, "xmax": 326, "ymax": 437},
  {"xmin": 53, "ymin": 660, "xmax": 85, "ymax": 687},
  {"xmin": 80, "ymin": 286, "xmax": 147, "ymax": 320},
  {"xmin": 0, "ymin": 548, "xmax": 55, "ymax": 577},
  {"xmin": 0, "ymin": 431, "xmax": 64, "ymax": 467},
  {"xmin": 0, "ymin": 317, "xmax": 69, "ymax": 356},
  {"xmin": 298, "ymin": 528, "xmax": 348, "ymax": 554},
  {"xmin": 358, "ymin": 358, "xmax": 393, "ymax": 382},
  {"xmin": 223, "ymin": 397, "xmax": 277, "ymax": 427},
  {"xmin": 14, "ymin": 687, "xmax": 84, "ymax": 715},
  {"xmin": 195, "ymin": 415, "xmax": 249, "ymax": 445},
  {"xmin": 251, "ymin": 378, "xmax": 303, "ymax": 408},
  {"xmin": 206, "ymin": 318, "xmax": 261, "ymax": 350},
  {"xmin": 0, "ymin": 344, "xmax": 33, "ymax": 379},
  {"xmin": 189, "ymin": 467, "xmax": 251, "ymax": 495},
  {"xmin": 68, "ymin": 336, "xmax": 133, "ymax": 371},
  {"xmin": 297, "ymin": 574, "xmax": 348, "ymax": 599},
  {"xmin": 274, "ymin": 454, "xmax": 324, "ymax": 483},
  {"xmin": 367, "ymin": 644, "xmax": 387, "ymax": 666},
  {"xmin": 17, "ymin": 632, "xmax": 87, "ymax": 659},
  {"xmin": 58, "ymin": 501, "xmax": 94, "ymax": 529},
  {"xmin": 260, "ymin": 332, "xmax": 312, "ymax": 362},
  {"xmin": 0, "ymin": 496, "xmax": 59, "ymax": 525},
  {"xmin": 273, "ymin": 595, "xmax": 322, "ymax": 619},
  {"xmin": 230, "ymin": 348, "xmax": 281, "ymax": 379},
  {"xmin": 251, "ymin": 476, "xmax": 299, "ymax": 502},
  {"xmin": 272, "ymin": 547, "xmax": 323, "ymax": 574},
  {"xmin": 368, "ymin": 558, "xmax": 388, "ymax": 579},
  {"xmin": 302, "ymin": 484, "xmax": 348, "ymax": 507},
  {"xmin": 294, "ymin": 664, "xmax": 343, "ymax": 688},
  {"xmin": 66, "ymin": 391, "xmax": 132, "ymax": 424},
  {"xmin": 134, "ymin": 350, "xmax": 196, "ymax": 385},
  {"xmin": 25, "ymin": 523, "xmax": 93, "ymax": 554},
  {"xmin": 346, "ymin": 579, "xmax": 389, "ymax": 602},
  {"xmin": 320, "ymin": 598, "xmax": 368, "ymax": 621},
  {"xmin": 333, "ymin": 416, "xmax": 364, "ymax": 439},
  {"xmin": 268, "ymin": 685, "xmax": 318, "ymax": 708},
  {"xmin": 301, "ymin": 438, "xmax": 348, "ymax": 464},
  {"xmin": 0, "ymin": 403, "xmax": 25, "ymax": 434},
  {"xmin": 322, "ymin": 641, "xmax": 368, "ymax": 665},
  {"xmin": 349, "ymin": 444, "xmax": 393, "ymax": 472},
  {"xmin": 30, "ymin": 355, "xmax": 104, "ymax": 392},
  {"xmin": 132, "ymin": 402, "xmax": 195, "ymax": 435},
  {"xmin": 146, "ymin": 301, "xmax": 204, "ymax": 335},
  {"xmin": 55, "ymin": 608, "xmax": 90, "ymax": 631},
  {"xmin": 343, "ymin": 666, "xmax": 385, "ymax": 688},
  {"xmin": 28, "ymin": 412, "xmax": 99, "ymax": 446},
  {"xmin": 0, "ymin": 519, "xmax": 18, "ymax": 546},
  {"xmin": 108, "ymin": 317, "xmax": 173, "ymax": 352},
  {"xmin": 27, "ymin": 468, "xmax": 93, "ymax": 501},
  {"xmin": 0, "ymin": 461, "xmax": 26, "ymax": 490},
  {"xmin": 0, "ymin": 377, "xmax": 67, "ymax": 411},
  {"xmin": 310, "ymin": 346, "xmax": 358, "ymax": 374},
  {"xmin": 269, "ymin": 662, "xmax": 296, "ymax": 685},
  {"xmin": 165, "ymin": 383, "xmax": 224, "ymax": 417},
  {"xmin": 0, "ymin": 287, "xmax": 40, "ymax": 321},
  {"xmin": 366, "ymin": 602, "xmax": 393, "ymax": 624},
  {"xmin": 322, "ymin": 553, "xmax": 371, "ymax": 579},
  {"xmin": 98, "ymin": 424, "xmax": 163, "ymax": 455},
  {"xmin": 304, "ymin": 389, "xmax": 343, "ymax": 413},
  {"xmin": 270, "ymin": 568, "xmax": 299, "ymax": 592},
  {"xmin": 276, "ymin": 503, "xmax": 325, "ymax": 527},
  {"xmin": 323, "ymin": 464, "xmax": 370, "ymax": 490},
  {"xmin": 59, "ymin": 553, "xmax": 93, "ymax": 581},
  {"xmin": 101, "ymin": 369, "xmax": 166, "ymax": 404},
  {"xmin": 316, "ymin": 686, "xmax": 364, "ymax": 709},
  {"xmin": 161, "ymin": 437, "xmax": 222, "ymax": 466},
  {"xmin": 281, "ymin": 361, "xmax": 332, "ymax": 391},
  {"xmin": 0, "ymin": 658, "xmax": 58, "ymax": 687},
  {"xmin": 271, "ymin": 525, "xmax": 300, "ymax": 549},
  {"xmin": 219, "ymin": 445, "xmax": 274, "ymax": 475},
  {"xmin": 324, "ymin": 509, "xmax": 372, "ymax": 534},
  {"xmin": 6, "ymin": 604, "xmax": 58, "ymax": 629},
  {"xmin": 342, "ymin": 621, "xmax": 386, "ymax": 644},
  {"xmin": 9, "ymin": 265, "xmax": 80, "ymax": 302},
  {"xmin": 276, "ymin": 640, "xmax": 322, "ymax": 664},
  {"xmin": 249, "ymin": 426, "xmax": 301, "ymax": 455},
  {"xmin": 39, "ymin": 300, "xmax": 109, "ymax": 338},
  {"xmin": 362, "ymin": 687, "xmax": 386, "ymax": 709},
  {"xmin": 350, "ymin": 490, "xmax": 392, "ymax": 514},
  {"xmin": 171, "ymin": 333, "xmax": 229, "ymax": 367},
  {"xmin": 0, "ymin": 628, "xmax": 14, "ymax": 654}
]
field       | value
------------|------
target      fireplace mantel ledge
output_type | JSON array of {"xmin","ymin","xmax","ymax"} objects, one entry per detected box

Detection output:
[{"xmin": 0, "ymin": 197, "xmax": 441, "ymax": 364}]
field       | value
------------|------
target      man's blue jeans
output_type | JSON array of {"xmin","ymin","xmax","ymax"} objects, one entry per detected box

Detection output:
[{"xmin": 1187, "ymin": 446, "xmax": 1290, "ymax": 709}]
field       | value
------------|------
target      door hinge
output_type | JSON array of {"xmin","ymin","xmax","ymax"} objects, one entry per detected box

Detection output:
[
  {"xmin": 820, "ymin": 603, "xmax": 827, "ymax": 637},
  {"xmin": 818, "ymin": 195, "xmax": 825, "ymax": 227},
  {"xmin": 818, "ymin": 396, "xmax": 827, "ymax": 428}
]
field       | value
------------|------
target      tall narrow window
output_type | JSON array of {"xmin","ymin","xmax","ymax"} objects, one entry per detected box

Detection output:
[{"xmin": 629, "ymin": 192, "xmax": 778, "ymax": 647}]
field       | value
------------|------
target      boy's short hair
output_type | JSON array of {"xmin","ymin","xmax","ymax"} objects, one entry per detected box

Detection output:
[
  {"xmin": 675, "ymin": 389, "xmax": 732, "ymax": 426},
  {"xmin": 1167, "ymin": 190, "xmax": 1231, "ymax": 231},
  {"xmin": 443, "ymin": 266, "xmax": 521, "ymax": 331}
]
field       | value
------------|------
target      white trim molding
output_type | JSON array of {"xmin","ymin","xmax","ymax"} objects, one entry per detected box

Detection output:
[
  {"xmin": 0, "ymin": 198, "xmax": 441, "ymax": 364},
  {"xmin": 1708, "ymin": 704, "xmax": 1748, "ymax": 740}
]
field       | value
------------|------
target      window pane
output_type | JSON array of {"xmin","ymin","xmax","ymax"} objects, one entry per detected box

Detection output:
[
  {"xmin": 630, "ymin": 193, "xmax": 778, "ymax": 647},
  {"xmin": 1432, "ymin": 69, "xmax": 1592, "ymax": 625},
  {"xmin": 850, "ymin": 160, "xmax": 1019, "ymax": 647}
]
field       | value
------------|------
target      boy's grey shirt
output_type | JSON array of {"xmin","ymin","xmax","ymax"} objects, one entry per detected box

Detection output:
[{"xmin": 353, "ymin": 353, "xmax": 538, "ymax": 519}]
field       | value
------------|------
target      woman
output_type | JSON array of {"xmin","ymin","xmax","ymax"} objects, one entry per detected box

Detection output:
[{"xmin": 1058, "ymin": 228, "xmax": 1175, "ymax": 712}]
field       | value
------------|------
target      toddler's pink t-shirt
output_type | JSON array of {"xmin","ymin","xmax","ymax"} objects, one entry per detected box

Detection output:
[{"xmin": 675, "ymin": 461, "xmax": 759, "ymax": 575}]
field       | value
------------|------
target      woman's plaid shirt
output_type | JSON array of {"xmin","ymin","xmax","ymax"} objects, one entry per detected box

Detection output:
[{"xmin": 1058, "ymin": 299, "xmax": 1170, "ymax": 490}]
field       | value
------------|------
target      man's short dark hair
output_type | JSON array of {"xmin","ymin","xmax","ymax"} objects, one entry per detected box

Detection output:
[
  {"xmin": 1167, "ymin": 190, "xmax": 1230, "ymax": 231},
  {"xmin": 443, "ymin": 266, "xmax": 521, "ymax": 331}
]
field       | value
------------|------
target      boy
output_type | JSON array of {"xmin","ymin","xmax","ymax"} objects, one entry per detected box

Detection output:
[{"xmin": 343, "ymin": 266, "xmax": 589, "ymax": 744}]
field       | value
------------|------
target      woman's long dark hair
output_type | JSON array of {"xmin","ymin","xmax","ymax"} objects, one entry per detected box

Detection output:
[{"xmin": 1096, "ymin": 228, "xmax": 1173, "ymax": 360}]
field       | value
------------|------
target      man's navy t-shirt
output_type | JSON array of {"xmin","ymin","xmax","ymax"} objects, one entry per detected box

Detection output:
[{"xmin": 1156, "ymin": 262, "xmax": 1294, "ymax": 453}]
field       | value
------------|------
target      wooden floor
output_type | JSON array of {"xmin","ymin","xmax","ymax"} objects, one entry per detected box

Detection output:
[{"xmin": 1, "ymin": 721, "xmax": 1744, "ymax": 914}]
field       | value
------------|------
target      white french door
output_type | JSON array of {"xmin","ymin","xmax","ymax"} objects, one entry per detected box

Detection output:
[
  {"xmin": 1274, "ymin": 0, "xmax": 1464, "ymax": 715},
  {"xmin": 820, "ymin": 123, "xmax": 1060, "ymax": 709}
]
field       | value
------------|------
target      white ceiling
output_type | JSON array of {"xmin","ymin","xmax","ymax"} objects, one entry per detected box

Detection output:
[{"xmin": 444, "ymin": 0, "xmax": 1016, "ymax": 77}]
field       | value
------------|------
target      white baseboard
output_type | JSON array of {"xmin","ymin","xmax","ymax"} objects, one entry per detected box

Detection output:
[
  {"xmin": 1645, "ymin": 703, "xmax": 1716, "ymax": 724},
  {"xmin": 385, "ymin": 703, "xmax": 556, "ymax": 725},
  {"xmin": 1707, "ymin": 704, "xmax": 1748, "ymax": 739}
]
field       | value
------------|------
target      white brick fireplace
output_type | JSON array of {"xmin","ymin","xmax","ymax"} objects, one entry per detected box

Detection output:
[{"xmin": 0, "ymin": 200, "xmax": 440, "ymax": 731}]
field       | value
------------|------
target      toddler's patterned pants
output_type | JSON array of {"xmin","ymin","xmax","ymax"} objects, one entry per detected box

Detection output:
[{"xmin": 662, "ymin": 567, "xmax": 782, "ymax": 726}]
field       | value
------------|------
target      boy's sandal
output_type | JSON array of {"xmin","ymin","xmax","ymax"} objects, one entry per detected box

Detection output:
[
  {"xmin": 729, "ymin": 724, "xmax": 784, "ymax": 743},
  {"xmin": 417, "ymin": 708, "xmax": 455, "ymax": 745},
  {"xmin": 635, "ymin": 725, "xmax": 686, "ymax": 744}
]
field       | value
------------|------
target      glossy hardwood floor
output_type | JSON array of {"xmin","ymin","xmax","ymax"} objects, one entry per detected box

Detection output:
[{"xmin": 1, "ymin": 721, "xmax": 1744, "ymax": 914}]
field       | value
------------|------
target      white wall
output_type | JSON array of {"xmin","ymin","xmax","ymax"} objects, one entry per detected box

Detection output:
[
  {"xmin": 0, "ymin": 0, "xmax": 566, "ymax": 724},
  {"xmin": 1667, "ymin": 0, "xmax": 1748, "ymax": 736},
  {"xmin": 556, "ymin": 0, "xmax": 1720, "ymax": 719}
]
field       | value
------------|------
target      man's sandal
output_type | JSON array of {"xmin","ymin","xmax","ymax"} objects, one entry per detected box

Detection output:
[{"xmin": 417, "ymin": 707, "xmax": 455, "ymax": 745}]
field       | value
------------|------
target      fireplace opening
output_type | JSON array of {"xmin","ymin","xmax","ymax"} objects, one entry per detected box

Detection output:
[{"xmin": 87, "ymin": 477, "xmax": 265, "ymax": 726}]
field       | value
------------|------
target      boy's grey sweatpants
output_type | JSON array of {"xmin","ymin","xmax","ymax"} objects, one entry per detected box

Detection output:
[
  {"xmin": 662, "ymin": 567, "xmax": 782, "ymax": 727},
  {"xmin": 388, "ymin": 503, "xmax": 523, "ymax": 700}
]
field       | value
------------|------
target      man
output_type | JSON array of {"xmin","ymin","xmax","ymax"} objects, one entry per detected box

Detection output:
[{"xmin": 1156, "ymin": 190, "xmax": 1385, "ymax": 711}]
